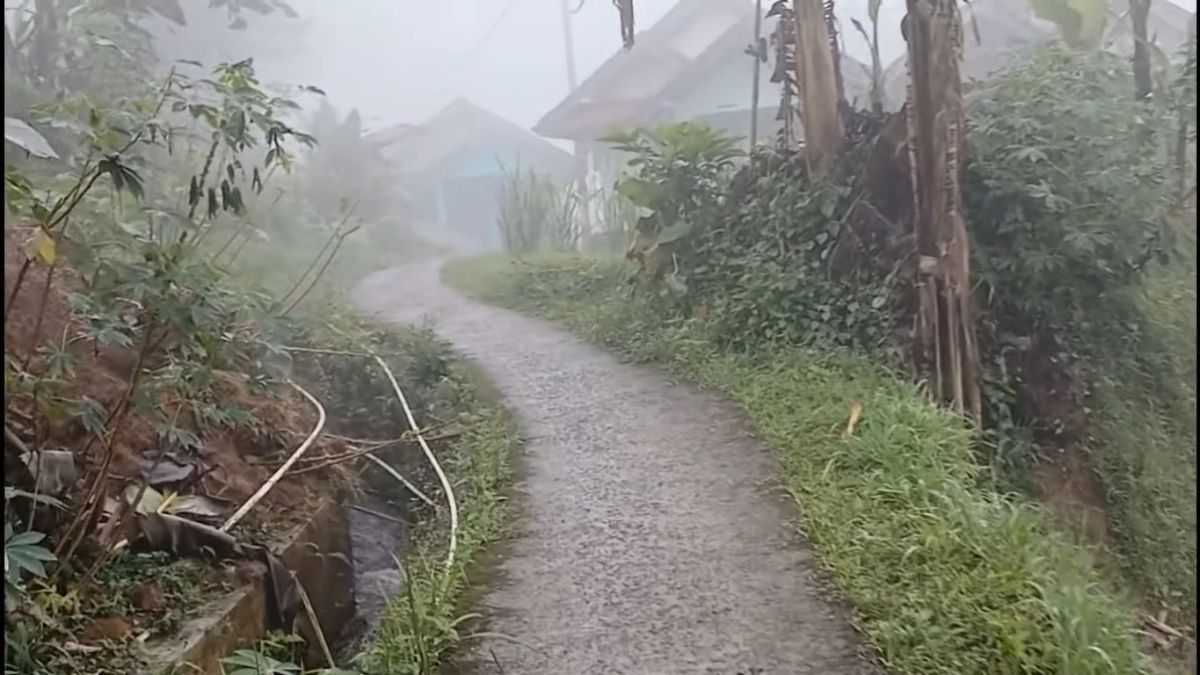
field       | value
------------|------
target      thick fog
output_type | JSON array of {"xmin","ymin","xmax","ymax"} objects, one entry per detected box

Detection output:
[{"xmin": 148, "ymin": 0, "xmax": 1197, "ymax": 133}]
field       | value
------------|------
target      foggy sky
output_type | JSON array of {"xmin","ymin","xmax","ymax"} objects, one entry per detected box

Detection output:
[{"xmin": 154, "ymin": 0, "xmax": 1197, "ymax": 134}]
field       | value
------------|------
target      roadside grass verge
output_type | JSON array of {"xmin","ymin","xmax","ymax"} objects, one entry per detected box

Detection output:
[
  {"xmin": 355, "ymin": 356, "xmax": 519, "ymax": 675},
  {"xmin": 443, "ymin": 254, "xmax": 1148, "ymax": 675},
  {"xmin": 1085, "ymin": 264, "xmax": 1197, "ymax": 625}
]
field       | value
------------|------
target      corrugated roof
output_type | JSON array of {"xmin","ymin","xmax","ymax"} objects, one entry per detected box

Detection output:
[
  {"xmin": 534, "ymin": 0, "xmax": 755, "ymax": 139},
  {"xmin": 535, "ymin": 0, "xmax": 871, "ymax": 140}
]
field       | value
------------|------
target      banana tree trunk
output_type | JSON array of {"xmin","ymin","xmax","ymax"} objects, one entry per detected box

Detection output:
[
  {"xmin": 793, "ymin": 0, "xmax": 844, "ymax": 177},
  {"xmin": 1130, "ymin": 0, "xmax": 1153, "ymax": 100},
  {"xmin": 903, "ymin": 0, "xmax": 983, "ymax": 427}
]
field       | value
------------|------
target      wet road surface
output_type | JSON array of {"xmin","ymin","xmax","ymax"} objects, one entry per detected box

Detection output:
[{"xmin": 353, "ymin": 261, "xmax": 876, "ymax": 675}]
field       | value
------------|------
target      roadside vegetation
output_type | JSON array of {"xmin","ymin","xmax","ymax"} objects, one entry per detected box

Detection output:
[
  {"xmin": 444, "ymin": 36, "xmax": 1196, "ymax": 675},
  {"xmin": 3, "ymin": 3, "xmax": 511, "ymax": 674},
  {"xmin": 220, "ymin": 338, "xmax": 518, "ymax": 675}
]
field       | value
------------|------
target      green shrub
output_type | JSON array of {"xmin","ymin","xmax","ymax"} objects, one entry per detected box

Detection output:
[
  {"xmin": 966, "ymin": 46, "xmax": 1197, "ymax": 621},
  {"xmin": 605, "ymin": 123, "xmax": 894, "ymax": 354},
  {"xmin": 966, "ymin": 46, "xmax": 1174, "ymax": 336}
]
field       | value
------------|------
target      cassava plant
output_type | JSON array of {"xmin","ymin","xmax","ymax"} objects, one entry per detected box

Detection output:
[
  {"xmin": 603, "ymin": 122, "xmax": 742, "ymax": 289},
  {"xmin": 4, "ymin": 57, "xmax": 322, "ymax": 581}
]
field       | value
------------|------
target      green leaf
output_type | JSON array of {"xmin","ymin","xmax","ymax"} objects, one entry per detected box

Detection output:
[
  {"xmin": 652, "ymin": 220, "xmax": 693, "ymax": 247},
  {"xmin": 868, "ymin": 0, "xmax": 882, "ymax": 24},
  {"xmin": 614, "ymin": 178, "xmax": 662, "ymax": 209},
  {"xmin": 99, "ymin": 156, "xmax": 145, "ymax": 200},
  {"xmin": 1026, "ymin": 0, "xmax": 1107, "ymax": 48},
  {"xmin": 5, "ymin": 524, "xmax": 56, "ymax": 583},
  {"xmin": 220, "ymin": 649, "xmax": 301, "ymax": 675},
  {"xmin": 4, "ymin": 118, "xmax": 59, "ymax": 159},
  {"xmin": 4, "ymin": 488, "xmax": 66, "ymax": 511}
]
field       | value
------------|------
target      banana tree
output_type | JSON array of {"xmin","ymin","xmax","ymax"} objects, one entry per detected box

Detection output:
[
  {"xmin": 902, "ymin": 0, "xmax": 983, "ymax": 427},
  {"xmin": 792, "ymin": 0, "xmax": 845, "ymax": 176},
  {"xmin": 850, "ymin": 0, "xmax": 886, "ymax": 114}
]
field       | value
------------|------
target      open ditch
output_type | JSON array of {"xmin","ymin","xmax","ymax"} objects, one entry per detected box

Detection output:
[
  {"xmin": 146, "ymin": 343, "xmax": 467, "ymax": 674},
  {"xmin": 142, "ymin": 452, "xmax": 434, "ymax": 674},
  {"xmin": 3, "ymin": 225, "xmax": 468, "ymax": 674}
]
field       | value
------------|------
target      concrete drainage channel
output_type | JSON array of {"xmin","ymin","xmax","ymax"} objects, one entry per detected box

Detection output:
[
  {"xmin": 130, "ymin": 344, "xmax": 472, "ymax": 673},
  {"xmin": 141, "ymin": 487, "xmax": 412, "ymax": 674}
]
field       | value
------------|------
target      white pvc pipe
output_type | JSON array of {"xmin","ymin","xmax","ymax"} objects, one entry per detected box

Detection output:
[{"xmin": 221, "ymin": 380, "xmax": 326, "ymax": 532}]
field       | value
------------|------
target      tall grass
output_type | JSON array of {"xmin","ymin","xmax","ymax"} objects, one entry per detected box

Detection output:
[
  {"xmin": 443, "ymin": 254, "xmax": 1150, "ymax": 675},
  {"xmin": 584, "ymin": 185, "xmax": 639, "ymax": 255},
  {"xmin": 1086, "ymin": 261, "xmax": 1197, "ymax": 622},
  {"xmin": 496, "ymin": 165, "xmax": 582, "ymax": 254},
  {"xmin": 357, "ymin": 368, "xmax": 517, "ymax": 675}
]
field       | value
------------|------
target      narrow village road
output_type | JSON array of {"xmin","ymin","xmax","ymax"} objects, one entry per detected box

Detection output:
[{"xmin": 353, "ymin": 261, "xmax": 877, "ymax": 675}]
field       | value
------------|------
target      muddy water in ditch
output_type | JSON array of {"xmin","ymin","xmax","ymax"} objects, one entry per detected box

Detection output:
[{"xmin": 334, "ymin": 490, "xmax": 411, "ymax": 658}]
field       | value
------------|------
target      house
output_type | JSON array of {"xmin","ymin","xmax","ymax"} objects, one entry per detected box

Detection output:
[
  {"xmin": 879, "ymin": 0, "xmax": 1195, "ymax": 108},
  {"xmin": 533, "ymin": 0, "xmax": 871, "ymax": 188},
  {"xmin": 367, "ymin": 98, "xmax": 575, "ymax": 252}
]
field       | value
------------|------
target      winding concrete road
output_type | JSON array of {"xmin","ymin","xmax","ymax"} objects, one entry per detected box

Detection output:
[{"xmin": 353, "ymin": 261, "xmax": 876, "ymax": 675}]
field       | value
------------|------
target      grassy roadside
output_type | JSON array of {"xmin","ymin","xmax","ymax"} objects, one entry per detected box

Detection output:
[
  {"xmin": 443, "ymin": 254, "xmax": 1149, "ymax": 675},
  {"xmin": 1085, "ymin": 265, "xmax": 1197, "ymax": 627},
  {"xmin": 355, "ymin": 356, "xmax": 519, "ymax": 675}
]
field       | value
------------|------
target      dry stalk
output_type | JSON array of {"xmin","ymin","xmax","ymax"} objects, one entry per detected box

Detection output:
[
  {"xmin": 279, "ymin": 344, "xmax": 460, "ymax": 592},
  {"xmin": 362, "ymin": 453, "xmax": 437, "ymax": 509},
  {"xmin": 296, "ymin": 581, "xmax": 336, "ymax": 668}
]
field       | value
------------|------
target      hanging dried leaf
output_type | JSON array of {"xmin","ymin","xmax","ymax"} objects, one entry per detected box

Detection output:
[
  {"xmin": 19, "ymin": 450, "xmax": 77, "ymax": 495},
  {"xmin": 841, "ymin": 397, "xmax": 864, "ymax": 439},
  {"xmin": 30, "ymin": 231, "xmax": 57, "ymax": 265}
]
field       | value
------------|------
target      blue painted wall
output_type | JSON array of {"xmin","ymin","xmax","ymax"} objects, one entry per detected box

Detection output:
[{"xmin": 442, "ymin": 144, "xmax": 527, "ymax": 179}]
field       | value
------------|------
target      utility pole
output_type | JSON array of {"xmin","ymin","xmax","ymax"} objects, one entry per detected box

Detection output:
[
  {"xmin": 748, "ymin": 0, "xmax": 765, "ymax": 147},
  {"xmin": 559, "ymin": 0, "xmax": 579, "ymax": 90},
  {"xmin": 559, "ymin": 0, "xmax": 592, "ymax": 241}
]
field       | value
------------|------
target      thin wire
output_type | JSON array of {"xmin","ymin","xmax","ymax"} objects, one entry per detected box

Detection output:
[
  {"xmin": 456, "ymin": 0, "xmax": 519, "ymax": 79},
  {"xmin": 468, "ymin": 0, "xmax": 519, "ymax": 57}
]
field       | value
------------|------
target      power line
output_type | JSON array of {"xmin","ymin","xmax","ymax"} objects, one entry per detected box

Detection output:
[
  {"xmin": 459, "ymin": 0, "xmax": 518, "ymax": 76},
  {"xmin": 473, "ymin": 0, "xmax": 519, "ymax": 53}
]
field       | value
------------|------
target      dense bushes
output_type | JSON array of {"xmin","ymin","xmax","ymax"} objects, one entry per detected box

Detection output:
[
  {"xmin": 965, "ymin": 47, "xmax": 1196, "ymax": 622},
  {"xmin": 966, "ymin": 46, "xmax": 1176, "ymax": 338},
  {"xmin": 609, "ymin": 123, "xmax": 895, "ymax": 354}
]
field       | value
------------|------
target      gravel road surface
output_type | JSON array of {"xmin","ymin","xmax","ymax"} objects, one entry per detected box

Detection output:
[{"xmin": 353, "ymin": 261, "xmax": 875, "ymax": 675}]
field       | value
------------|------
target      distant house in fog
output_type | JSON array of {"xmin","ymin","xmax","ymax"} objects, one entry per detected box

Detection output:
[
  {"xmin": 879, "ymin": 0, "xmax": 1195, "ymax": 109},
  {"xmin": 533, "ymin": 0, "xmax": 870, "ymax": 186},
  {"xmin": 367, "ymin": 98, "xmax": 574, "ymax": 252}
]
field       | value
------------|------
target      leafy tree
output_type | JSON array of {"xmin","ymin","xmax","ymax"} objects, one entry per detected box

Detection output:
[{"xmin": 301, "ymin": 100, "xmax": 403, "ymax": 226}]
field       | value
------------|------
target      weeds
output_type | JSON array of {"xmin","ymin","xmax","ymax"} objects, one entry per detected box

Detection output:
[
  {"xmin": 357, "ymin": 398, "xmax": 516, "ymax": 675},
  {"xmin": 496, "ymin": 164, "xmax": 582, "ymax": 255}
]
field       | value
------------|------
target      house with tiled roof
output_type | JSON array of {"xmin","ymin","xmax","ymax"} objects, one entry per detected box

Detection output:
[
  {"xmin": 367, "ymin": 98, "xmax": 574, "ymax": 252},
  {"xmin": 534, "ymin": 0, "xmax": 869, "ymax": 192}
]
